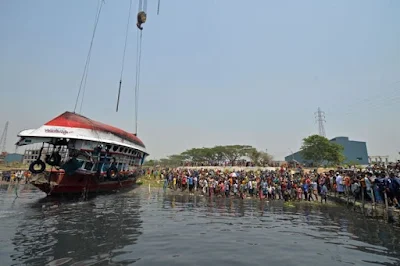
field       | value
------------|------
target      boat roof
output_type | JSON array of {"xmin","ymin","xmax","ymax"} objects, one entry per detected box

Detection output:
[{"xmin": 17, "ymin": 111, "xmax": 146, "ymax": 150}]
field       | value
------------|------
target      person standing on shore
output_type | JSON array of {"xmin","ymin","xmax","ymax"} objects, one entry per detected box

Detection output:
[
  {"xmin": 320, "ymin": 183, "xmax": 328, "ymax": 203},
  {"xmin": 233, "ymin": 181, "xmax": 238, "ymax": 196},
  {"xmin": 248, "ymin": 179, "xmax": 253, "ymax": 197},
  {"xmin": 193, "ymin": 175, "xmax": 198, "ymax": 191},
  {"xmin": 302, "ymin": 182, "xmax": 309, "ymax": 201},
  {"xmin": 163, "ymin": 175, "xmax": 168, "ymax": 192},
  {"xmin": 336, "ymin": 172, "xmax": 344, "ymax": 195},
  {"xmin": 188, "ymin": 175, "xmax": 194, "ymax": 193},
  {"xmin": 224, "ymin": 179, "xmax": 230, "ymax": 197},
  {"xmin": 310, "ymin": 179, "xmax": 318, "ymax": 201}
]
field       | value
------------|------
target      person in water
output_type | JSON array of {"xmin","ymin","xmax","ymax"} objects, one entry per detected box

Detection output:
[{"xmin": 320, "ymin": 183, "xmax": 328, "ymax": 203}]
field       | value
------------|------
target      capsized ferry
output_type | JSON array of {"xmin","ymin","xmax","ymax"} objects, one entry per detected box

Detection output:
[{"xmin": 16, "ymin": 111, "xmax": 148, "ymax": 196}]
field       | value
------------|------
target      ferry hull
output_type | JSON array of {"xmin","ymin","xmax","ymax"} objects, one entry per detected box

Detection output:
[{"xmin": 30, "ymin": 171, "xmax": 138, "ymax": 196}]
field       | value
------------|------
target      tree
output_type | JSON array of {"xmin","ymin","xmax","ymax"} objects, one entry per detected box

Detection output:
[
  {"xmin": 300, "ymin": 134, "xmax": 344, "ymax": 166},
  {"xmin": 181, "ymin": 147, "xmax": 215, "ymax": 163},
  {"xmin": 259, "ymin": 151, "xmax": 273, "ymax": 166},
  {"xmin": 143, "ymin": 144, "xmax": 273, "ymax": 167},
  {"xmin": 143, "ymin": 159, "xmax": 158, "ymax": 166},
  {"xmin": 167, "ymin": 154, "xmax": 187, "ymax": 166},
  {"xmin": 221, "ymin": 145, "xmax": 253, "ymax": 165},
  {"xmin": 325, "ymin": 142, "xmax": 345, "ymax": 166},
  {"xmin": 212, "ymin": 146, "xmax": 228, "ymax": 164},
  {"xmin": 248, "ymin": 148, "xmax": 261, "ymax": 165}
]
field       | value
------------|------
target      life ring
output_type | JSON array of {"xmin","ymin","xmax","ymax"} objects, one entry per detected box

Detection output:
[
  {"xmin": 45, "ymin": 152, "xmax": 62, "ymax": 166},
  {"xmin": 106, "ymin": 165, "xmax": 119, "ymax": 179},
  {"xmin": 29, "ymin": 160, "xmax": 46, "ymax": 174}
]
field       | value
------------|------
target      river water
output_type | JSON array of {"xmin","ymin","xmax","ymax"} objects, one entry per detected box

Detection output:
[{"xmin": 0, "ymin": 184, "xmax": 399, "ymax": 266}]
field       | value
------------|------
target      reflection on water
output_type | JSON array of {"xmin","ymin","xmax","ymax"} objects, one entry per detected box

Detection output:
[
  {"xmin": 0, "ymin": 184, "xmax": 142, "ymax": 266},
  {"xmin": 0, "ymin": 184, "xmax": 399, "ymax": 266}
]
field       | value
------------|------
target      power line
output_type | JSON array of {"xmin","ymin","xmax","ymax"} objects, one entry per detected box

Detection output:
[{"xmin": 314, "ymin": 107, "xmax": 326, "ymax": 137}]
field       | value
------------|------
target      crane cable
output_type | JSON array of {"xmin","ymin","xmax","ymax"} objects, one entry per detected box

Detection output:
[
  {"xmin": 134, "ymin": 0, "xmax": 146, "ymax": 135},
  {"xmin": 116, "ymin": 0, "xmax": 134, "ymax": 112},
  {"xmin": 134, "ymin": 29, "xmax": 143, "ymax": 136},
  {"xmin": 74, "ymin": 0, "xmax": 104, "ymax": 114}
]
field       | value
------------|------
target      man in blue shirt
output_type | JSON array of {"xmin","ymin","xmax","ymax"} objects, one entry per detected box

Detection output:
[
  {"xmin": 320, "ymin": 183, "xmax": 328, "ymax": 203},
  {"xmin": 188, "ymin": 176, "xmax": 194, "ymax": 192},
  {"xmin": 302, "ymin": 182, "xmax": 309, "ymax": 201}
]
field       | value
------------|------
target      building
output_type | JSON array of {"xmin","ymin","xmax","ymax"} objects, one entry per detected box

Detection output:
[
  {"xmin": 285, "ymin": 136, "xmax": 369, "ymax": 165},
  {"xmin": 22, "ymin": 147, "xmax": 69, "ymax": 165},
  {"xmin": 368, "ymin": 155, "xmax": 389, "ymax": 164},
  {"xmin": 22, "ymin": 148, "xmax": 48, "ymax": 165}
]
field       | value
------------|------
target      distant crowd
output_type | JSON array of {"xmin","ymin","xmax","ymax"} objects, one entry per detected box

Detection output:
[
  {"xmin": 145, "ymin": 163, "xmax": 400, "ymax": 209},
  {"xmin": 0, "ymin": 170, "xmax": 31, "ymax": 183}
]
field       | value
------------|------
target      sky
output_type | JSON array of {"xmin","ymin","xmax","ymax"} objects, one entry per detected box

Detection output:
[{"xmin": 0, "ymin": 0, "xmax": 399, "ymax": 161}]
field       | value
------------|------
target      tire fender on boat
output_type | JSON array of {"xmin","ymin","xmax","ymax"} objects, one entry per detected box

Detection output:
[
  {"xmin": 45, "ymin": 152, "xmax": 62, "ymax": 166},
  {"xmin": 29, "ymin": 160, "xmax": 46, "ymax": 174},
  {"xmin": 107, "ymin": 165, "xmax": 119, "ymax": 179}
]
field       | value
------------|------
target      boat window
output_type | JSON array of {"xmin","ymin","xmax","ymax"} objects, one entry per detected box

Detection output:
[
  {"xmin": 119, "ymin": 146, "xmax": 124, "ymax": 152},
  {"xmin": 84, "ymin": 161, "xmax": 94, "ymax": 171},
  {"xmin": 103, "ymin": 162, "xmax": 111, "ymax": 172},
  {"xmin": 112, "ymin": 145, "xmax": 118, "ymax": 152},
  {"xmin": 106, "ymin": 144, "xmax": 111, "ymax": 150},
  {"xmin": 94, "ymin": 162, "xmax": 103, "ymax": 172}
]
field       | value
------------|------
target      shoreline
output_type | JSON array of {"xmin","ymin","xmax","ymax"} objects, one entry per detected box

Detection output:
[{"xmin": 3, "ymin": 176, "xmax": 399, "ymax": 224}]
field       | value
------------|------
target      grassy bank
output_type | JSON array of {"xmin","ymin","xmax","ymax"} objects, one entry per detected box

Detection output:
[{"xmin": 0, "ymin": 163, "xmax": 28, "ymax": 171}]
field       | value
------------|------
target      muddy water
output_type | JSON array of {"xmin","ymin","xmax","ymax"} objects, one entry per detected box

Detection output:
[{"xmin": 0, "ymin": 184, "xmax": 399, "ymax": 266}]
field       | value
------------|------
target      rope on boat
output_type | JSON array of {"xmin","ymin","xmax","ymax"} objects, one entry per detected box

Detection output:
[
  {"xmin": 73, "ymin": 0, "xmax": 104, "ymax": 114},
  {"xmin": 116, "ymin": 0, "xmax": 134, "ymax": 112}
]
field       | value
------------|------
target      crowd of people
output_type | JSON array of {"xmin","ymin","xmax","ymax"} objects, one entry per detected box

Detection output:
[
  {"xmin": 145, "ymin": 164, "xmax": 400, "ymax": 209},
  {"xmin": 0, "ymin": 170, "xmax": 31, "ymax": 183}
]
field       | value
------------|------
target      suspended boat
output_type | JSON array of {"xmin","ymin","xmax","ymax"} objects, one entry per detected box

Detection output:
[
  {"xmin": 14, "ymin": 0, "xmax": 159, "ymax": 196},
  {"xmin": 15, "ymin": 111, "xmax": 148, "ymax": 196}
]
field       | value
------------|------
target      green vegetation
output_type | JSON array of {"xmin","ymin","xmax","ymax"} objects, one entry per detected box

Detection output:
[
  {"xmin": 136, "ymin": 175, "xmax": 163, "ymax": 188},
  {"xmin": 300, "ymin": 135, "xmax": 345, "ymax": 167},
  {"xmin": 143, "ymin": 145, "xmax": 273, "ymax": 167},
  {"xmin": 0, "ymin": 162, "xmax": 29, "ymax": 171}
]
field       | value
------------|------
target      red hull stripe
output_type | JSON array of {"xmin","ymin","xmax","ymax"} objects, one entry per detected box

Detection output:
[{"xmin": 45, "ymin": 111, "xmax": 145, "ymax": 148}]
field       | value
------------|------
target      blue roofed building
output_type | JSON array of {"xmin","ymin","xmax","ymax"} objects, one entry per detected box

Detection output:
[
  {"xmin": 4, "ymin": 153, "xmax": 24, "ymax": 163},
  {"xmin": 285, "ymin": 136, "xmax": 369, "ymax": 165},
  {"xmin": 329, "ymin": 137, "xmax": 369, "ymax": 165}
]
